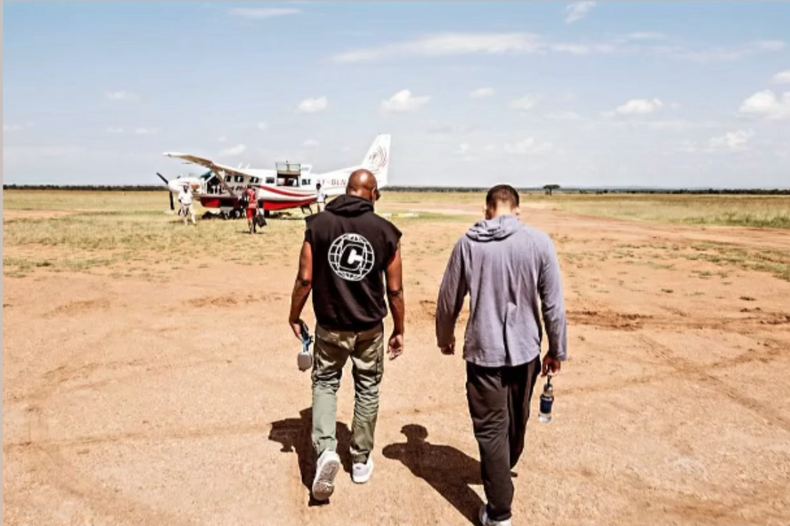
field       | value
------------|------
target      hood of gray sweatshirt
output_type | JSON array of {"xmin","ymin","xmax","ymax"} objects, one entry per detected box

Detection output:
[
  {"xmin": 435, "ymin": 214, "xmax": 567, "ymax": 367},
  {"xmin": 466, "ymin": 214, "xmax": 524, "ymax": 242}
]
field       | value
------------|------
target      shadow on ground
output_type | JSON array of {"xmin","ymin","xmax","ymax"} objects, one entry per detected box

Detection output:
[
  {"xmin": 383, "ymin": 424, "xmax": 483, "ymax": 525},
  {"xmin": 268, "ymin": 408, "xmax": 351, "ymax": 506}
]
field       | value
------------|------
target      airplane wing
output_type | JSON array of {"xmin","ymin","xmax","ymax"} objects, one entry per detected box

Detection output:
[
  {"xmin": 162, "ymin": 152, "xmax": 216, "ymax": 171},
  {"xmin": 163, "ymin": 152, "xmax": 255, "ymax": 197}
]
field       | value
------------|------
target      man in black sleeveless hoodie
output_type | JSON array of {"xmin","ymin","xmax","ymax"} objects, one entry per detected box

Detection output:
[{"xmin": 289, "ymin": 169, "xmax": 405, "ymax": 502}]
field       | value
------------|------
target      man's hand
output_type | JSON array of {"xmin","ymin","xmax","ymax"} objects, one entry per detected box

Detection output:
[
  {"xmin": 542, "ymin": 355, "xmax": 562, "ymax": 377},
  {"xmin": 440, "ymin": 336, "xmax": 456, "ymax": 355},
  {"xmin": 388, "ymin": 332, "xmax": 404, "ymax": 360},
  {"xmin": 289, "ymin": 318, "xmax": 305, "ymax": 342}
]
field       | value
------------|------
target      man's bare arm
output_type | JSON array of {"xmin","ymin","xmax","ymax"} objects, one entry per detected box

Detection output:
[
  {"xmin": 385, "ymin": 243, "xmax": 405, "ymax": 359},
  {"xmin": 288, "ymin": 241, "xmax": 313, "ymax": 340}
]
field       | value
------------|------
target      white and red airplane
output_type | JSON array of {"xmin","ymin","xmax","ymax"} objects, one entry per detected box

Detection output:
[{"xmin": 158, "ymin": 134, "xmax": 391, "ymax": 217}]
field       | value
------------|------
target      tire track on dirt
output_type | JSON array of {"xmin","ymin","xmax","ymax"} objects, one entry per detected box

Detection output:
[
  {"xmin": 635, "ymin": 335, "xmax": 790, "ymax": 434},
  {"xmin": 562, "ymin": 340, "xmax": 785, "ymax": 398},
  {"xmin": 7, "ymin": 329, "xmax": 208, "ymax": 525},
  {"xmin": 568, "ymin": 308, "xmax": 790, "ymax": 332}
]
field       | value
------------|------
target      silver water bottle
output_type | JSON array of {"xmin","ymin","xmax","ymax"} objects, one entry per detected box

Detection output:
[{"xmin": 297, "ymin": 321, "xmax": 313, "ymax": 372}]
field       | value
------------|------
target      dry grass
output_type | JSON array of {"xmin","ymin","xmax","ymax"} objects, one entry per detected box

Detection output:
[
  {"xmin": 4, "ymin": 190, "xmax": 789, "ymax": 281},
  {"xmin": 529, "ymin": 193, "xmax": 790, "ymax": 228},
  {"xmin": 1, "ymin": 190, "xmax": 471, "ymax": 279}
]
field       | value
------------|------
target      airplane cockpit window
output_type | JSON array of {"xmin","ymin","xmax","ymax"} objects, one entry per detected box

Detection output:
[
  {"xmin": 277, "ymin": 177, "xmax": 299, "ymax": 187},
  {"xmin": 302, "ymin": 179, "xmax": 310, "ymax": 186},
  {"xmin": 224, "ymin": 175, "xmax": 232, "ymax": 182},
  {"xmin": 234, "ymin": 175, "xmax": 244, "ymax": 183}
]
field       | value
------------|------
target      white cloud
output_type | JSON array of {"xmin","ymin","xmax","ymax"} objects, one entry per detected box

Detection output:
[
  {"xmin": 547, "ymin": 110, "xmax": 583, "ymax": 121},
  {"xmin": 773, "ymin": 70, "xmax": 790, "ymax": 84},
  {"xmin": 303, "ymin": 139, "xmax": 320, "ymax": 148},
  {"xmin": 106, "ymin": 127, "xmax": 124, "ymax": 134},
  {"xmin": 484, "ymin": 144, "xmax": 497, "ymax": 152},
  {"xmin": 679, "ymin": 140, "xmax": 697, "ymax": 153},
  {"xmin": 755, "ymin": 40, "xmax": 786, "ymax": 51},
  {"xmin": 564, "ymin": 2, "xmax": 596, "ymax": 24},
  {"xmin": 3, "ymin": 122, "xmax": 34, "ymax": 132},
  {"xmin": 229, "ymin": 7, "xmax": 300, "ymax": 19},
  {"xmin": 332, "ymin": 32, "xmax": 544, "ymax": 63},
  {"xmin": 708, "ymin": 129, "xmax": 754, "ymax": 152},
  {"xmin": 427, "ymin": 123, "xmax": 476, "ymax": 135},
  {"xmin": 551, "ymin": 43, "xmax": 615, "ymax": 55},
  {"xmin": 381, "ymin": 89, "xmax": 430, "ymax": 114},
  {"xmin": 105, "ymin": 91, "xmax": 139, "ymax": 101},
  {"xmin": 331, "ymin": 31, "xmax": 784, "ymax": 65},
  {"xmin": 739, "ymin": 90, "xmax": 790, "ymax": 120},
  {"xmin": 622, "ymin": 32, "xmax": 668, "ymax": 41},
  {"xmin": 256, "ymin": 121, "xmax": 268, "ymax": 131},
  {"xmin": 297, "ymin": 96, "xmax": 328, "ymax": 114},
  {"xmin": 504, "ymin": 138, "xmax": 554, "ymax": 155},
  {"xmin": 134, "ymin": 127, "xmax": 158, "ymax": 135},
  {"xmin": 656, "ymin": 40, "xmax": 786, "ymax": 62},
  {"xmin": 469, "ymin": 87, "xmax": 495, "ymax": 99},
  {"xmin": 511, "ymin": 95, "xmax": 538, "ymax": 111},
  {"xmin": 616, "ymin": 98, "xmax": 663, "ymax": 115},
  {"xmin": 458, "ymin": 143, "xmax": 471, "ymax": 154},
  {"xmin": 219, "ymin": 144, "xmax": 247, "ymax": 157}
]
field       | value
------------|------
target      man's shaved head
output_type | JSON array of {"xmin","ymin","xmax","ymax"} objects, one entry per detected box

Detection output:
[
  {"xmin": 347, "ymin": 169, "xmax": 377, "ymax": 193},
  {"xmin": 347, "ymin": 169, "xmax": 380, "ymax": 203}
]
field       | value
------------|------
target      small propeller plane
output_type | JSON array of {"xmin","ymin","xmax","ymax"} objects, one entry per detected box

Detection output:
[{"xmin": 157, "ymin": 135, "xmax": 391, "ymax": 218}]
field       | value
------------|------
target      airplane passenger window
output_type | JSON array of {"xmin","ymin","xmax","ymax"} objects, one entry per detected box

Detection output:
[
  {"xmin": 234, "ymin": 175, "xmax": 244, "ymax": 183},
  {"xmin": 250, "ymin": 177, "xmax": 259, "ymax": 184},
  {"xmin": 225, "ymin": 175, "xmax": 232, "ymax": 182},
  {"xmin": 266, "ymin": 178, "xmax": 275, "ymax": 184},
  {"xmin": 302, "ymin": 179, "xmax": 310, "ymax": 186}
]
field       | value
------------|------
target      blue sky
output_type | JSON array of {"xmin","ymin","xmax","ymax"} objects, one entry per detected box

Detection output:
[{"xmin": 3, "ymin": 1, "xmax": 789, "ymax": 188}]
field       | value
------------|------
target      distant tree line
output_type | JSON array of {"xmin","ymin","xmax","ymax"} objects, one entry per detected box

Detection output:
[{"xmin": 3, "ymin": 184, "xmax": 789, "ymax": 195}]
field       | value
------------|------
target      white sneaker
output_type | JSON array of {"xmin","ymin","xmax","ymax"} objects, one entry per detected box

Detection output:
[
  {"xmin": 312, "ymin": 450, "xmax": 341, "ymax": 501},
  {"xmin": 352, "ymin": 456, "xmax": 374, "ymax": 484},
  {"xmin": 480, "ymin": 505, "xmax": 512, "ymax": 526}
]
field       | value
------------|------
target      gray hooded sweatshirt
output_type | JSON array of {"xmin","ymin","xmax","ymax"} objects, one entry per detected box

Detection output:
[{"xmin": 435, "ymin": 214, "xmax": 567, "ymax": 367}]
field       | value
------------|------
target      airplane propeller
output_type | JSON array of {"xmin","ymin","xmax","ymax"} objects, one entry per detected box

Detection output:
[{"xmin": 156, "ymin": 172, "xmax": 175, "ymax": 211}]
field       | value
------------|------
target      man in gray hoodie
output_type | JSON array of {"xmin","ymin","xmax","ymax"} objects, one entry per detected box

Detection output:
[{"xmin": 435, "ymin": 184, "xmax": 567, "ymax": 526}]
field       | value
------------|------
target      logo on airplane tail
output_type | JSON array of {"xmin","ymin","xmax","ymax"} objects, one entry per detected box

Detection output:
[{"xmin": 366, "ymin": 145, "xmax": 388, "ymax": 174}]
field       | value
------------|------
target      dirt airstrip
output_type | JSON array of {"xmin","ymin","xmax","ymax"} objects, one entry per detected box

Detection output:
[{"xmin": 3, "ymin": 197, "xmax": 790, "ymax": 526}]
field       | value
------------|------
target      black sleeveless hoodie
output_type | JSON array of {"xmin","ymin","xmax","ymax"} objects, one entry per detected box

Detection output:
[{"xmin": 305, "ymin": 195, "xmax": 402, "ymax": 331}]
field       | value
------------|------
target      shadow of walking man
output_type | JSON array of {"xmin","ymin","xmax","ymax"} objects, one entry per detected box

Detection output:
[
  {"xmin": 383, "ymin": 424, "xmax": 483, "ymax": 525},
  {"xmin": 268, "ymin": 408, "xmax": 352, "ymax": 505}
]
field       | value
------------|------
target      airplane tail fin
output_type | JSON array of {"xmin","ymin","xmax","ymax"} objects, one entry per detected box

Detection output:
[{"xmin": 360, "ymin": 134, "xmax": 391, "ymax": 188}]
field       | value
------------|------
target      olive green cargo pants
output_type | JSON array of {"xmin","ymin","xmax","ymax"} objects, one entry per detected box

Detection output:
[{"xmin": 312, "ymin": 323, "xmax": 384, "ymax": 464}]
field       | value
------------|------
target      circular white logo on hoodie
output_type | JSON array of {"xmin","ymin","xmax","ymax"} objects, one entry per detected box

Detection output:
[{"xmin": 328, "ymin": 233, "xmax": 375, "ymax": 281}]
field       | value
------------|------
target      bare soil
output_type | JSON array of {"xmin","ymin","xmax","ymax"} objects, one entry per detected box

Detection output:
[{"xmin": 4, "ymin": 200, "xmax": 790, "ymax": 526}]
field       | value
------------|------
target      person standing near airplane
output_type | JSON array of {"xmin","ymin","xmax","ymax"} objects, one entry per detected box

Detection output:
[
  {"xmin": 178, "ymin": 184, "xmax": 196, "ymax": 226},
  {"xmin": 288, "ymin": 169, "xmax": 404, "ymax": 502},
  {"xmin": 435, "ymin": 184, "xmax": 567, "ymax": 526},
  {"xmin": 244, "ymin": 184, "xmax": 258, "ymax": 234},
  {"xmin": 316, "ymin": 182, "xmax": 326, "ymax": 212}
]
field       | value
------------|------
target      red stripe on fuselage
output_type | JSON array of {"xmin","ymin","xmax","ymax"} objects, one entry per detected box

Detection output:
[
  {"xmin": 257, "ymin": 185, "xmax": 312, "ymax": 198},
  {"xmin": 264, "ymin": 198, "xmax": 316, "ymax": 211}
]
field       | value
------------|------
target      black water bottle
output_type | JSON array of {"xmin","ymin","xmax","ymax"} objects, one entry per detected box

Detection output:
[{"xmin": 539, "ymin": 376, "xmax": 554, "ymax": 423}]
